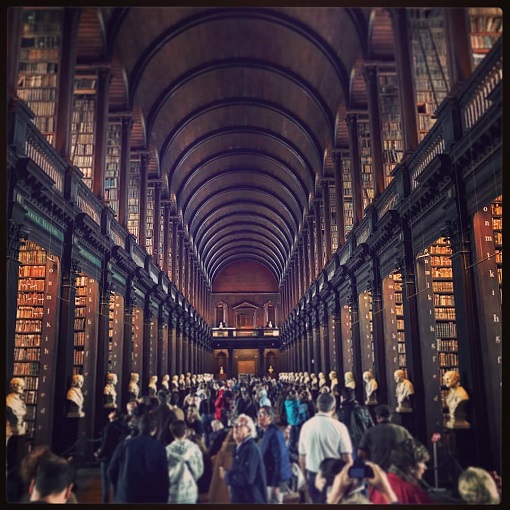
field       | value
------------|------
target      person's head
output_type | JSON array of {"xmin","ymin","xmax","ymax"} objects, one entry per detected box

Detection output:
[
  {"xmin": 126, "ymin": 401, "xmax": 138, "ymax": 416},
  {"xmin": 374, "ymin": 404, "xmax": 392, "ymax": 422},
  {"xmin": 10, "ymin": 377, "xmax": 25, "ymax": 394},
  {"xmin": 458, "ymin": 466, "xmax": 501, "ymax": 505},
  {"xmin": 315, "ymin": 458, "xmax": 347, "ymax": 496},
  {"xmin": 28, "ymin": 454, "xmax": 76, "ymax": 503},
  {"xmin": 390, "ymin": 438, "xmax": 430, "ymax": 481},
  {"xmin": 211, "ymin": 419, "xmax": 224, "ymax": 432},
  {"xmin": 317, "ymin": 392, "xmax": 336, "ymax": 414},
  {"xmin": 232, "ymin": 414, "xmax": 257, "ymax": 444},
  {"xmin": 108, "ymin": 409, "xmax": 123, "ymax": 422},
  {"xmin": 20, "ymin": 445, "xmax": 54, "ymax": 489},
  {"xmin": 157, "ymin": 388, "xmax": 170, "ymax": 405},
  {"xmin": 187, "ymin": 404, "xmax": 200, "ymax": 421},
  {"xmin": 286, "ymin": 389, "xmax": 297, "ymax": 400},
  {"xmin": 137, "ymin": 410, "xmax": 157, "ymax": 435},
  {"xmin": 443, "ymin": 370, "xmax": 460, "ymax": 388},
  {"xmin": 170, "ymin": 391, "xmax": 180, "ymax": 406},
  {"xmin": 394, "ymin": 369, "xmax": 404, "ymax": 383},
  {"xmin": 169, "ymin": 419, "xmax": 187, "ymax": 440},
  {"xmin": 257, "ymin": 406, "xmax": 274, "ymax": 429},
  {"xmin": 300, "ymin": 390, "xmax": 311, "ymax": 401},
  {"xmin": 130, "ymin": 372, "xmax": 139, "ymax": 383},
  {"xmin": 279, "ymin": 423, "xmax": 291, "ymax": 443}
]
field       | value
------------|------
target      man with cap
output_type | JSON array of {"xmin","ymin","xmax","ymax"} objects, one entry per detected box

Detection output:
[{"xmin": 356, "ymin": 404, "xmax": 413, "ymax": 471}]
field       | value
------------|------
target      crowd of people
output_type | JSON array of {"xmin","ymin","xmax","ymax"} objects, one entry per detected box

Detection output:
[{"xmin": 6, "ymin": 371, "xmax": 502, "ymax": 504}]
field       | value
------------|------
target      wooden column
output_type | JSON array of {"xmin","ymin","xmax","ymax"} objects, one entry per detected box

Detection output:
[
  {"xmin": 138, "ymin": 153, "xmax": 149, "ymax": 249},
  {"xmin": 346, "ymin": 113, "xmax": 363, "ymax": 226},
  {"xmin": 390, "ymin": 8, "xmax": 419, "ymax": 155},
  {"xmin": 302, "ymin": 230, "xmax": 310, "ymax": 290},
  {"xmin": 162, "ymin": 204, "xmax": 170, "ymax": 274},
  {"xmin": 314, "ymin": 200, "xmax": 324, "ymax": 272},
  {"xmin": 7, "ymin": 7, "xmax": 22, "ymax": 99},
  {"xmin": 308, "ymin": 214, "xmax": 316, "ymax": 281},
  {"xmin": 153, "ymin": 182, "xmax": 161, "ymax": 265},
  {"xmin": 93, "ymin": 67, "xmax": 111, "ymax": 199},
  {"xmin": 444, "ymin": 8, "xmax": 472, "ymax": 90},
  {"xmin": 117, "ymin": 115, "xmax": 133, "ymax": 227},
  {"xmin": 364, "ymin": 64, "xmax": 385, "ymax": 196}
]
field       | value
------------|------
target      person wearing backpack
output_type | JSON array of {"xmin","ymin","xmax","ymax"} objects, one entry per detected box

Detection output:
[
  {"xmin": 166, "ymin": 419, "xmax": 204, "ymax": 504},
  {"xmin": 337, "ymin": 387, "xmax": 374, "ymax": 455},
  {"xmin": 284, "ymin": 390, "xmax": 300, "ymax": 450}
]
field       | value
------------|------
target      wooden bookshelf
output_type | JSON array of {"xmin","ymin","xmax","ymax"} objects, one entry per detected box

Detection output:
[
  {"xmin": 358, "ymin": 290, "xmax": 375, "ymax": 374},
  {"xmin": 127, "ymin": 156, "xmax": 141, "ymax": 242},
  {"xmin": 341, "ymin": 303, "xmax": 354, "ymax": 372},
  {"xmin": 408, "ymin": 8, "xmax": 450, "ymax": 142},
  {"xmin": 146, "ymin": 182, "xmax": 155, "ymax": 256},
  {"xmin": 382, "ymin": 272, "xmax": 407, "ymax": 388},
  {"xmin": 329, "ymin": 182, "xmax": 338, "ymax": 253},
  {"xmin": 159, "ymin": 206, "xmax": 165, "ymax": 268},
  {"xmin": 491, "ymin": 197, "xmax": 502, "ymax": 306},
  {"xmin": 104, "ymin": 118, "xmax": 122, "ymax": 216},
  {"xmin": 71, "ymin": 72, "xmax": 98, "ymax": 190},
  {"xmin": 342, "ymin": 156, "xmax": 354, "ymax": 234},
  {"xmin": 17, "ymin": 8, "xmax": 62, "ymax": 147},
  {"xmin": 15, "ymin": 241, "xmax": 59, "ymax": 440},
  {"xmin": 357, "ymin": 117, "xmax": 375, "ymax": 211},
  {"xmin": 73, "ymin": 273, "xmax": 99, "ymax": 376},
  {"xmin": 377, "ymin": 69, "xmax": 403, "ymax": 187},
  {"xmin": 468, "ymin": 8, "xmax": 503, "ymax": 69},
  {"xmin": 131, "ymin": 306, "xmax": 143, "ymax": 375},
  {"xmin": 109, "ymin": 293, "xmax": 125, "ymax": 375}
]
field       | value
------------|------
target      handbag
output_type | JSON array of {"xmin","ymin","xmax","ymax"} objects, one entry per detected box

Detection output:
[{"xmin": 291, "ymin": 462, "xmax": 306, "ymax": 491}]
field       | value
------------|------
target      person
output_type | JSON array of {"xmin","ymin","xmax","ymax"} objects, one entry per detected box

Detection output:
[
  {"xmin": 153, "ymin": 389, "xmax": 177, "ymax": 445},
  {"xmin": 357, "ymin": 404, "xmax": 413, "ymax": 471},
  {"xmin": 394, "ymin": 369, "xmax": 414, "ymax": 413},
  {"xmin": 66, "ymin": 374, "xmax": 85, "ymax": 418},
  {"xmin": 284, "ymin": 389, "xmax": 301, "ymax": 451},
  {"xmin": 344, "ymin": 371, "xmax": 356, "ymax": 389},
  {"xmin": 219, "ymin": 413, "xmax": 268, "ymax": 503},
  {"xmin": 234, "ymin": 385, "xmax": 258, "ymax": 421},
  {"xmin": 6, "ymin": 412, "xmax": 25, "ymax": 502},
  {"xmin": 314, "ymin": 457, "xmax": 346, "ymax": 503},
  {"xmin": 363, "ymin": 371, "xmax": 378, "ymax": 405},
  {"xmin": 186, "ymin": 404, "xmax": 204, "ymax": 437},
  {"xmin": 94, "ymin": 409, "xmax": 128, "ymax": 503},
  {"xmin": 6, "ymin": 377, "xmax": 27, "ymax": 435},
  {"xmin": 127, "ymin": 372, "xmax": 140, "ymax": 402},
  {"xmin": 108, "ymin": 411, "xmax": 169, "ymax": 503},
  {"xmin": 28, "ymin": 454, "xmax": 77, "ymax": 503},
  {"xmin": 443, "ymin": 370, "xmax": 470, "ymax": 429},
  {"xmin": 327, "ymin": 459, "xmax": 400, "ymax": 504},
  {"xmin": 166, "ymin": 420, "xmax": 204, "ymax": 504},
  {"xmin": 298, "ymin": 392, "xmax": 353, "ymax": 503},
  {"xmin": 169, "ymin": 389, "xmax": 185, "ymax": 421},
  {"xmin": 257, "ymin": 387, "xmax": 271, "ymax": 407},
  {"xmin": 208, "ymin": 419, "xmax": 229, "ymax": 460},
  {"xmin": 457, "ymin": 466, "xmax": 501, "ymax": 505},
  {"xmin": 103, "ymin": 373, "xmax": 118, "ymax": 409},
  {"xmin": 369, "ymin": 437, "xmax": 433, "ymax": 504},
  {"xmin": 198, "ymin": 388, "xmax": 216, "ymax": 447},
  {"xmin": 337, "ymin": 386, "xmax": 374, "ymax": 453},
  {"xmin": 257, "ymin": 406, "xmax": 292, "ymax": 503}
]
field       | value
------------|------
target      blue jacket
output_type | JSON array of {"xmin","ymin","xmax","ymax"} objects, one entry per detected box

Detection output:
[
  {"xmin": 284, "ymin": 398, "xmax": 300, "ymax": 426},
  {"xmin": 108, "ymin": 433, "xmax": 169, "ymax": 503},
  {"xmin": 259, "ymin": 423, "xmax": 292, "ymax": 486},
  {"xmin": 225, "ymin": 437, "xmax": 267, "ymax": 503}
]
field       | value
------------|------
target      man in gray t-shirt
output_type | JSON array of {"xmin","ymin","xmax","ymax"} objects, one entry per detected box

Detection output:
[{"xmin": 357, "ymin": 404, "xmax": 412, "ymax": 471}]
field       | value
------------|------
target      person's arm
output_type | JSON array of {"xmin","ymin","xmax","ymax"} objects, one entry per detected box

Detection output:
[
  {"xmin": 364, "ymin": 461, "xmax": 399, "ymax": 504},
  {"xmin": 326, "ymin": 461, "xmax": 353, "ymax": 504},
  {"xmin": 356, "ymin": 448, "xmax": 368, "ymax": 461},
  {"xmin": 340, "ymin": 452, "xmax": 353, "ymax": 464}
]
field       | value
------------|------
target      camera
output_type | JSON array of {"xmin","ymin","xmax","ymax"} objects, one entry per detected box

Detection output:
[{"xmin": 348, "ymin": 460, "xmax": 374, "ymax": 479}]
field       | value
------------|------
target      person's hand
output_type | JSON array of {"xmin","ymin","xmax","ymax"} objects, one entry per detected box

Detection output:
[
  {"xmin": 364, "ymin": 461, "xmax": 398, "ymax": 504},
  {"xmin": 326, "ymin": 460, "xmax": 353, "ymax": 504},
  {"xmin": 219, "ymin": 466, "xmax": 226, "ymax": 480}
]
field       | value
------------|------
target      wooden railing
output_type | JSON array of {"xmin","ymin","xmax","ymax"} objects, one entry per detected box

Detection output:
[{"xmin": 75, "ymin": 179, "xmax": 102, "ymax": 225}]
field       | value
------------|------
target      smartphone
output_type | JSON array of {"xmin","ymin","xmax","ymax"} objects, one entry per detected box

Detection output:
[{"xmin": 348, "ymin": 462, "xmax": 374, "ymax": 479}]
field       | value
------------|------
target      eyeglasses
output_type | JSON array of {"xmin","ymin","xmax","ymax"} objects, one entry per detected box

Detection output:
[
  {"xmin": 257, "ymin": 412, "xmax": 267, "ymax": 417},
  {"xmin": 234, "ymin": 422, "xmax": 248, "ymax": 429}
]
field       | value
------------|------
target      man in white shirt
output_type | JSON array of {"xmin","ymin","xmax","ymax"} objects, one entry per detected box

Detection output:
[{"xmin": 298, "ymin": 392, "xmax": 352, "ymax": 503}]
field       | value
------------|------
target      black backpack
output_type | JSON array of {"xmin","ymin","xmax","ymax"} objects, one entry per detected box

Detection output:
[{"xmin": 349, "ymin": 405, "xmax": 374, "ymax": 447}]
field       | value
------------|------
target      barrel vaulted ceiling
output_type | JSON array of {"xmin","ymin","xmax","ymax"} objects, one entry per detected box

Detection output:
[{"xmin": 76, "ymin": 6, "xmax": 395, "ymax": 287}]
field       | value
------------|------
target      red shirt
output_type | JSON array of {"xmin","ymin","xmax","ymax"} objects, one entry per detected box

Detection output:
[{"xmin": 369, "ymin": 472, "xmax": 433, "ymax": 504}]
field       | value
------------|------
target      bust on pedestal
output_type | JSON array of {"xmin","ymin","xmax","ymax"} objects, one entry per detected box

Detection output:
[
  {"xmin": 127, "ymin": 372, "xmax": 140, "ymax": 402},
  {"xmin": 363, "ymin": 371, "xmax": 378, "ymax": 405},
  {"xmin": 344, "ymin": 371, "xmax": 356, "ymax": 390},
  {"xmin": 103, "ymin": 373, "xmax": 118, "ymax": 409},
  {"xmin": 66, "ymin": 374, "xmax": 85, "ymax": 418},
  {"xmin": 444, "ymin": 370, "xmax": 470, "ymax": 429},
  {"xmin": 394, "ymin": 369, "xmax": 414, "ymax": 413},
  {"xmin": 6, "ymin": 377, "xmax": 27, "ymax": 435}
]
